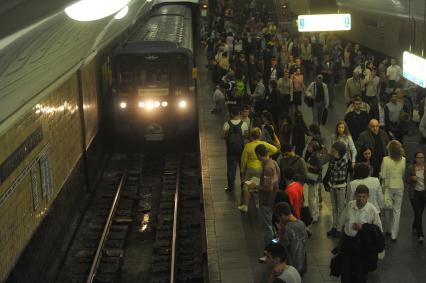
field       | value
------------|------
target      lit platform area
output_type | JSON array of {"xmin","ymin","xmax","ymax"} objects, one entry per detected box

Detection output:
[{"xmin": 197, "ymin": 47, "xmax": 426, "ymax": 283}]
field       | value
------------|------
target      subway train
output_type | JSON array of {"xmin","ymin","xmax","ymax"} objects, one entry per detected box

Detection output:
[{"xmin": 107, "ymin": 0, "xmax": 199, "ymax": 141}]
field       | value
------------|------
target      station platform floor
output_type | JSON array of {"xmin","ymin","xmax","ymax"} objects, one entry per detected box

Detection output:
[{"xmin": 197, "ymin": 51, "xmax": 426, "ymax": 283}]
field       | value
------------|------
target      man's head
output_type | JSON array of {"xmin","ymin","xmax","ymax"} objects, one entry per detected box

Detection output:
[
  {"xmin": 295, "ymin": 58, "xmax": 302, "ymax": 66},
  {"xmin": 229, "ymin": 106, "xmax": 240, "ymax": 118},
  {"xmin": 281, "ymin": 143, "xmax": 295, "ymax": 157},
  {"xmin": 264, "ymin": 242, "xmax": 287, "ymax": 266},
  {"xmin": 390, "ymin": 92, "xmax": 398, "ymax": 103},
  {"xmin": 391, "ymin": 58, "xmax": 396, "ymax": 66},
  {"xmin": 250, "ymin": 127, "xmax": 262, "ymax": 141},
  {"xmin": 241, "ymin": 105, "xmax": 250, "ymax": 118},
  {"xmin": 283, "ymin": 167, "xmax": 295, "ymax": 182},
  {"xmin": 371, "ymin": 68, "xmax": 377, "ymax": 77},
  {"xmin": 353, "ymin": 163, "xmax": 371, "ymax": 179},
  {"xmin": 255, "ymin": 144, "xmax": 269, "ymax": 161},
  {"xmin": 355, "ymin": 185, "xmax": 369, "ymax": 208},
  {"xmin": 353, "ymin": 97, "xmax": 362, "ymax": 112},
  {"xmin": 316, "ymin": 74, "xmax": 323, "ymax": 83},
  {"xmin": 368, "ymin": 119, "xmax": 380, "ymax": 135}
]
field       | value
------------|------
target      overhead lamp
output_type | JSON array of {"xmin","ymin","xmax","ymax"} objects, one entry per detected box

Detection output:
[
  {"xmin": 298, "ymin": 14, "xmax": 351, "ymax": 32},
  {"xmin": 114, "ymin": 5, "xmax": 129, "ymax": 20},
  {"xmin": 65, "ymin": 0, "xmax": 131, "ymax": 22}
]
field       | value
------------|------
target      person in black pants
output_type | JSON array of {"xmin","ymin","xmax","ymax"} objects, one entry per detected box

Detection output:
[{"xmin": 405, "ymin": 151, "xmax": 426, "ymax": 244}]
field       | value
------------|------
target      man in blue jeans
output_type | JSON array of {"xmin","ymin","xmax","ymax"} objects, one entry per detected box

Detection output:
[
  {"xmin": 223, "ymin": 106, "xmax": 249, "ymax": 192},
  {"xmin": 250, "ymin": 144, "xmax": 280, "ymax": 245}
]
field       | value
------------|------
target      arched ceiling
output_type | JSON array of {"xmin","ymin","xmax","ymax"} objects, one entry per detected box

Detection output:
[{"xmin": 0, "ymin": 0, "xmax": 150, "ymax": 127}]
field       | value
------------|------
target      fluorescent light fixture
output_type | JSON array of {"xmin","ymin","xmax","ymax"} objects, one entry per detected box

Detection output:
[
  {"xmin": 114, "ymin": 5, "xmax": 129, "ymax": 20},
  {"xmin": 65, "ymin": 0, "xmax": 131, "ymax": 22},
  {"xmin": 403, "ymin": 51, "xmax": 426, "ymax": 88},
  {"xmin": 298, "ymin": 14, "xmax": 351, "ymax": 32}
]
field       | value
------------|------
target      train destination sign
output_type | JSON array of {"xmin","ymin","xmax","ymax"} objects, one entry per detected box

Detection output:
[
  {"xmin": 298, "ymin": 14, "xmax": 351, "ymax": 32},
  {"xmin": 403, "ymin": 51, "xmax": 426, "ymax": 88}
]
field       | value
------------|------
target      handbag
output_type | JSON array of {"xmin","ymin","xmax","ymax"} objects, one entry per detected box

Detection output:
[
  {"xmin": 306, "ymin": 172, "xmax": 320, "ymax": 183},
  {"xmin": 304, "ymin": 95, "xmax": 314, "ymax": 107},
  {"xmin": 382, "ymin": 187, "xmax": 393, "ymax": 209}
]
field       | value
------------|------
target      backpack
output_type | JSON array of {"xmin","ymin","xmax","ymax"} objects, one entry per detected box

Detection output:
[{"xmin": 226, "ymin": 121, "xmax": 244, "ymax": 154}]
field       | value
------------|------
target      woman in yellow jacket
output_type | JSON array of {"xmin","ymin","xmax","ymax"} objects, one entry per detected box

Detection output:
[{"xmin": 238, "ymin": 127, "xmax": 280, "ymax": 212}]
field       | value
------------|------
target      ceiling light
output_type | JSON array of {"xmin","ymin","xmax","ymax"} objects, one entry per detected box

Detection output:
[{"xmin": 65, "ymin": 0, "xmax": 131, "ymax": 22}]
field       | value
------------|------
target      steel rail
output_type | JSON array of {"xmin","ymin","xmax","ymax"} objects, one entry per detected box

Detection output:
[
  {"xmin": 170, "ymin": 159, "xmax": 181, "ymax": 283},
  {"xmin": 86, "ymin": 167, "xmax": 128, "ymax": 283}
]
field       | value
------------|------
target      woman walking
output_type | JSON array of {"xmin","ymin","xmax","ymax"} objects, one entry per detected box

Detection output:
[
  {"xmin": 406, "ymin": 151, "xmax": 426, "ymax": 243},
  {"xmin": 331, "ymin": 121, "xmax": 357, "ymax": 169},
  {"xmin": 380, "ymin": 140, "xmax": 406, "ymax": 241}
]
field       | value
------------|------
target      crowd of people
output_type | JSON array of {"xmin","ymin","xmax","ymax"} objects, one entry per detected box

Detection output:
[{"xmin": 204, "ymin": 1, "xmax": 426, "ymax": 282}]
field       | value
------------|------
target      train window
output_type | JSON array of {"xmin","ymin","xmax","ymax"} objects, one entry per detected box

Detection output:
[{"xmin": 140, "ymin": 64, "xmax": 169, "ymax": 87}]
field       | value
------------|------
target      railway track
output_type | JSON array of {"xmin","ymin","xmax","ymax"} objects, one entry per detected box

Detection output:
[{"xmin": 55, "ymin": 152, "xmax": 203, "ymax": 283}]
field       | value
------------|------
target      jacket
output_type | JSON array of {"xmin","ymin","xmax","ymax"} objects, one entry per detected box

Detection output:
[
  {"xmin": 306, "ymin": 82, "xmax": 329, "ymax": 108},
  {"xmin": 405, "ymin": 164, "xmax": 426, "ymax": 198},
  {"xmin": 355, "ymin": 129, "xmax": 389, "ymax": 158}
]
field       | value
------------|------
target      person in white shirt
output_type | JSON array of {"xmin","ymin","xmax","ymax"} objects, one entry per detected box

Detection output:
[
  {"xmin": 386, "ymin": 58, "xmax": 402, "ymax": 88},
  {"xmin": 348, "ymin": 163, "xmax": 384, "ymax": 211},
  {"xmin": 380, "ymin": 140, "xmax": 406, "ymax": 241},
  {"xmin": 339, "ymin": 185, "xmax": 383, "ymax": 283},
  {"xmin": 306, "ymin": 75, "xmax": 329, "ymax": 125},
  {"xmin": 364, "ymin": 68, "xmax": 380, "ymax": 104}
]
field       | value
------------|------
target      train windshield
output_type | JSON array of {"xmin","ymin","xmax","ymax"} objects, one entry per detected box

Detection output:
[{"xmin": 115, "ymin": 54, "xmax": 189, "ymax": 94}]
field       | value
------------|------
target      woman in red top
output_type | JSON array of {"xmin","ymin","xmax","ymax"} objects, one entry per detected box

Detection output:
[{"xmin": 283, "ymin": 167, "xmax": 304, "ymax": 219}]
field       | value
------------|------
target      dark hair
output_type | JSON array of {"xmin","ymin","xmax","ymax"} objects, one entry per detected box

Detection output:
[
  {"xmin": 242, "ymin": 104, "xmax": 251, "ymax": 111},
  {"xmin": 308, "ymin": 140, "xmax": 320, "ymax": 152},
  {"xmin": 353, "ymin": 96, "xmax": 362, "ymax": 103},
  {"xmin": 414, "ymin": 150, "xmax": 425, "ymax": 160},
  {"xmin": 283, "ymin": 167, "xmax": 295, "ymax": 180},
  {"xmin": 331, "ymin": 141, "xmax": 347, "ymax": 159},
  {"xmin": 355, "ymin": 184, "xmax": 369, "ymax": 195},
  {"xmin": 281, "ymin": 143, "xmax": 293, "ymax": 154},
  {"xmin": 255, "ymin": 144, "xmax": 268, "ymax": 157},
  {"xmin": 308, "ymin": 124, "xmax": 321, "ymax": 135},
  {"xmin": 353, "ymin": 163, "xmax": 370, "ymax": 179},
  {"xmin": 270, "ymin": 80, "xmax": 277, "ymax": 88},
  {"xmin": 264, "ymin": 242, "xmax": 287, "ymax": 262},
  {"xmin": 274, "ymin": 202, "xmax": 292, "ymax": 218},
  {"xmin": 229, "ymin": 106, "xmax": 240, "ymax": 117}
]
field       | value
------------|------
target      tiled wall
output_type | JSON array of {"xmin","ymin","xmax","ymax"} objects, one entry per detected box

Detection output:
[{"xmin": 0, "ymin": 62, "xmax": 99, "ymax": 281}]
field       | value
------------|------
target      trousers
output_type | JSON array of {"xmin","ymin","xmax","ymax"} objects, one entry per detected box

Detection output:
[
  {"xmin": 312, "ymin": 101, "xmax": 325, "ymax": 125},
  {"xmin": 308, "ymin": 182, "xmax": 320, "ymax": 222},
  {"xmin": 382, "ymin": 187, "xmax": 403, "ymax": 239},
  {"xmin": 226, "ymin": 153, "xmax": 241, "ymax": 191},
  {"xmin": 258, "ymin": 206, "xmax": 274, "ymax": 246},
  {"xmin": 330, "ymin": 186, "xmax": 347, "ymax": 230},
  {"xmin": 412, "ymin": 191, "xmax": 426, "ymax": 237}
]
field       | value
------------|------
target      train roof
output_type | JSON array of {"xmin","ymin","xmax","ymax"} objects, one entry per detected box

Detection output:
[
  {"xmin": 114, "ymin": 5, "xmax": 193, "ymax": 57},
  {"xmin": 152, "ymin": 0, "xmax": 200, "ymax": 7}
]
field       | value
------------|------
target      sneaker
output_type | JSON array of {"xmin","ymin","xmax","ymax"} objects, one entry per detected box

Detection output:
[
  {"xmin": 419, "ymin": 236, "xmax": 424, "ymax": 244},
  {"xmin": 258, "ymin": 256, "xmax": 267, "ymax": 263},
  {"xmin": 224, "ymin": 187, "xmax": 233, "ymax": 193},
  {"xmin": 238, "ymin": 204, "xmax": 248, "ymax": 212},
  {"xmin": 327, "ymin": 228, "xmax": 337, "ymax": 237}
]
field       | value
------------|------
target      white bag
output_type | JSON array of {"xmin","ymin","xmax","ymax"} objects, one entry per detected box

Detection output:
[{"xmin": 382, "ymin": 188, "xmax": 393, "ymax": 210}]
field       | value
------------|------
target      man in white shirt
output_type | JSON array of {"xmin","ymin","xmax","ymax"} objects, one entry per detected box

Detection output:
[
  {"xmin": 386, "ymin": 58, "xmax": 402, "ymax": 88},
  {"xmin": 364, "ymin": 69, "xmax": 380, "ymax": 104},
  {"xmin": 339, "ymin": 185, "xmax": 383, "ymax": 283}
]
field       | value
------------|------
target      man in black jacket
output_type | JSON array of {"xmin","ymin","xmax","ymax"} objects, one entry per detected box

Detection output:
[
  {"xmin": 356, "ymin": 119, "xmax": 389, "ymax": 177},
  {"xmin": 344, "ymin": 96, "xmax": 370, "ymax": 142}
]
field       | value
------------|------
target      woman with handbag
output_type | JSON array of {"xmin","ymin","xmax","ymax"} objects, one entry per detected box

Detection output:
[
  {"xmin": 405, "ymin": 151, "xmax": 426, "ymax": 243},
  {"xmin": 305, "ymin": 140, "xmax": 322, "ymax": 223},
  {"xmin": 380, "ymin": 140, "xmax": 406, "ymax": 241}
]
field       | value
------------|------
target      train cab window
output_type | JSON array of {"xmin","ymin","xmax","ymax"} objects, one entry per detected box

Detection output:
[{"xmin": 140, "ymin": 64, "xmax": 169, "ymax": 87}]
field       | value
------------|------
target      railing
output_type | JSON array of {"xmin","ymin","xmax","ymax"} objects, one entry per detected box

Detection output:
[
  {"xmin": 86, "ymin": 167, "xmax": 128, "ymax": 283},
  {"xmin": 170, "ymin": 160, "xmax": 181, "ymax": 283}
]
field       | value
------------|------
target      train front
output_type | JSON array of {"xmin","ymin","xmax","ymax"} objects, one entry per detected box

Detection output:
[{"xmin": 111, "ymin": 52, "xmax": 196, "ymax": 141}]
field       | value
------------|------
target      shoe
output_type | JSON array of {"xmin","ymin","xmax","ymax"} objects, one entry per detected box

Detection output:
[
  {"xmin": 391, "ymin": 238, "xmax": 397, "ymax": 242},
  {"xmin": 258, "ymin": 256, "xmax": 267, "ymax": 264},
  {"xmin": 327, "ymin": 228, "xmax": 337, "ymax": 237},
  {"xmin": 306, "ymin": 230, "xmax": 312, "ymax": 238},
  {"xmin": 224, "ymin": 187, "xmax": 233, "ymax": 193},
  {"xmin": 238, "ymin": 204, "xmax": 248, "ymax": 212},
  {"xmin": 331, "ymin": 247, "xmax": 341, "ymax": 255},
  {"xmin": 418, "ymin": 236, "xmax": 424, "ymax": 244}
]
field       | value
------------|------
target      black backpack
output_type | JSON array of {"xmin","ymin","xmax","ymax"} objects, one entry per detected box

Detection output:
[{"xmin": 226, "ymin": 121, "xmax": 244, "ymax": 154}]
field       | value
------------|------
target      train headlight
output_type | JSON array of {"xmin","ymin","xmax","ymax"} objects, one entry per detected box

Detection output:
[
  {"xmin": 161, "ymin": 101, "xmax": 168, "ymax": 107},
  {"xmin": 138, "ymin": 101, "xmax": 145, "ymax": 108},
  {"xmin": 146, "ymin": 101, "xmax": 153, "ymax": 110},
  {"xmin": 120, "ymin": 102, "xmax": 127, "ymax": 109},
  {"xmin": 154, "ymin": 101, "xmax": 160, "ymax": 108},
  {"xmin": 179, "ymin": 100, "xmax": 187, "ymax": 109}
]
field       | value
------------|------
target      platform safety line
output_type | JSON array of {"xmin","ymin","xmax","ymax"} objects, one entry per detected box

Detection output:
[{"xmin": 0, "ymin": 144, "xmax": 51, "ymax": 209}]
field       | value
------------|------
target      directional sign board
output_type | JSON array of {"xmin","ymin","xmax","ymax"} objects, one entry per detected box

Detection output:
[
  {"xmin": 403, "ymin": 51, "xmax": 426, "ymax": 88},
  {"xmin": 298, "ymin": 14, "xmax": 351, "ymax": 32}
]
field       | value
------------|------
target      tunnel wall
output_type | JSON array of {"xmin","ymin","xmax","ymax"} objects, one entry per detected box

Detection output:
[{"xmin": 0, "ymin": 60, "xmax": 101, "ymax": 281}]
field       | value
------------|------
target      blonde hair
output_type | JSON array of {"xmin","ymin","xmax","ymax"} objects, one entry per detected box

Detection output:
[
  {"xmin": 250, "ymin": 127, "xmax": 262, "ymax": 140},
  {"xmin": 387, "ymin": 140, "xmax": 404, "ymax": 161}
]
